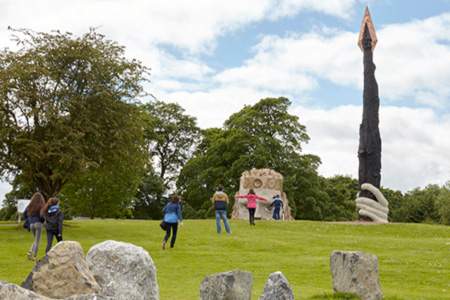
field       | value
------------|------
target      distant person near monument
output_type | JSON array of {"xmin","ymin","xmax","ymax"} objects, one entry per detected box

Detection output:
[
  {"xmin": 162, "ymin": 195, "xmax": 183, "ymax": 250},
  {"xmin": 270, "ymin": 195, "xmax": 283, "ymax": 220},
  {"xmin": 232, "ymin": 169, "xmax": 293, "ymax": 221},
  {"xmin": 235, "ymin": 189, "xmax": 268, "ymax": 225},
  {"xmin": 211, "ymin": 185, "xmax": 231, "ymax": 234},
  {"xmin": 24, "ymin": 192, "xmax": 45, "ymax": 260},
  {"xmin": 41, "ymin": 197, "xmax": 64, "ymax": 253}
]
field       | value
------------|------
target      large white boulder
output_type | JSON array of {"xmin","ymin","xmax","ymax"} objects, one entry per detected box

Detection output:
[
  {"xmin": 260, "ymin": 271, "xmax": 294, "ymax": 300},
  {"xmin": 22, "ymin": 241, "xmax": 100, "ymax": 299},
  {"xmin": 86, "ymin": 240, "xmax": 159, "ymax": 300},
  {"xmin": 330, "ymin": 251, "xmax": 383, "ymax": 300},
  {"xmin": 200, "ymin": 270, "xmax": 253, "ymax": 300}
]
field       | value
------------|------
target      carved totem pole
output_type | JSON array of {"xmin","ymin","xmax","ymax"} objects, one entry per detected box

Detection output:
[{"xmin": 355, "ymin": 7, "xmax": 389, "ymax": 223}]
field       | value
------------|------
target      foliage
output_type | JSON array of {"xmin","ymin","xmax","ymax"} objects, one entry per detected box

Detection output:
[
  {"xmin": 1, "ymin": 220, "xmax": 449, "ymax": 299},
  {"xmin": 0, "ymin": 28, "xmax": 148, "ymax": 199},
  {"xmin": 143, "ymin": 101, "xmax": 200, "ymax": 190},
  {"xmin": 178, "ymin": 97, "xmax": 321, "ymax": 215},
  {"xmin": 131, "ymin": 167, "xmax": 165, "ymax": 220},
  {"xmin": 61, "ymin": 102, "xmax": 146, "ymax": 218}
]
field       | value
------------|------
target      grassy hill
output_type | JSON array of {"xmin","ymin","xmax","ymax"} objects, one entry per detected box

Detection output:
[{"xmin": 0, "ymin": 219, "xmax": 449, "ymax": 299}]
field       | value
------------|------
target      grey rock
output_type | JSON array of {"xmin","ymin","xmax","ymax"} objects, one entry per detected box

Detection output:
[
  {"xmin": 22, "ymin": 241, "xmax": 100, "ymax": 299},
  {"xmin": 330, "ymin": 251, "xmax": 383, "ymax": 300},
  {"xmin": 200, "ymin": 270, "xmax": 253, "ymax": 300},
  {"xmin": 86, "ymin": 240, "xmax": 159, "ymax": 300},
  {"xmin": 64, "ymin": 294, "xmax": 113, "ymax": 300},
  {"xmin": 0, "ymin": 281, "xmax": 51, "ymax": 300},
  {"xmin": 260, "ymin": 271, "xmax": 294, "ymax": 300}
]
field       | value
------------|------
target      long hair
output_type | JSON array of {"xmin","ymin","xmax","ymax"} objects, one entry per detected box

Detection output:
[
  {"xmin": 41, "ymin": 197, "xmax": 59, "ymax": 217},
  {"xmin": 171, "ymin": 194, "xmax": 180, "ymax": 203},
  {"xmin": 248, "ymin": 189, "xmax": 255, "ymax": 195},
  {"xmin": 27, "ymin": 192, "xmax": 45, "ymax": 215}
]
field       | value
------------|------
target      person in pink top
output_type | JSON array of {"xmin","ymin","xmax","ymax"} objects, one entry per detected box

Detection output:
[{"xmin": 235, "ymin": 189, "xmax": 268, "ymax": 225}]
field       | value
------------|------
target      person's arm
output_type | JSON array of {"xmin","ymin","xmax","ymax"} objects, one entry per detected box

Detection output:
[
  {"xmin": 235, "ymin": 194, "xmax": 246, "ymax": 199},
  {"xmin": 177, "ymin": 205, "xmax": 183, "ymax": 221},
  {"xmin": 225, "ymin": 194, "xmax": 229, "ymax": 203},
  {"xmin": 58, "ymin": 212, "xmax": 64, "ymax": 237},
  {"xmin": 256, "ymin": 195, "xmax": 267, "ymax": 202}
]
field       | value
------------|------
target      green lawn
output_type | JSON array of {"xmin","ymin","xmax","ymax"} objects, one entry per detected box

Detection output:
[{"xmin": 0, "ymin": 220, "xmax": 449, "ymax": 299}]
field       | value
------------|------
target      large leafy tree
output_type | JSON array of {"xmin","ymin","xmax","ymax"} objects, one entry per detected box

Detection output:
[
  {"xmin": 0, "ymin": 28, "xmax": 148, "ymax": 199},
  {"xmin": 143, "ymin": 101, "xmax": 200, "ymax": 190},
  {"xmin": 178, "ymin": 97, "xmax": 322, "ymax": 216}
]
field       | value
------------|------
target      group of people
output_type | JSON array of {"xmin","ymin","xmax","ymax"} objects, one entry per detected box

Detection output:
[
  {"xmin": 23, "ymin": 187, "xmax": 281, "ymax": 256},
  {"xmin": 23, "ymin": 192, "xmax": 64, "ymax": 260},
  {"xmin": 160, "ymin": 186, "xmax": 284, "ymax": 250}
]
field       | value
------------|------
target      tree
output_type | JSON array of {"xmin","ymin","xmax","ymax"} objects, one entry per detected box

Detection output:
[
  {"xmin": 178, "ymin": 97, "xmax": 321, "ymax": 215},
  {"xmin": 0, "ymin": 28, "xmax": 148, "ymax": 199},
  {"xmin": 143, "ymin": 101, "xmax": 200, "ymax": 190},
  {"xmin": 61, "ymin": 103, "xmax": 147, "ymax": 218}
]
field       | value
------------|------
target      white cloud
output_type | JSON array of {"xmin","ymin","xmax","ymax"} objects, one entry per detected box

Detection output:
[
  {"xmin": 213, "ymin": 13, "xmax": 450, "ymax": 107},
  {"xmin": 294, "ymin": 105, "xmax": 450, "ymax": 192}
]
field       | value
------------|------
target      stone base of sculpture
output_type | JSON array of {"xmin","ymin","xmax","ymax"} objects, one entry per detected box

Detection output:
[
  {"xmin": 232, "ymin": 169, "xmax": 293, "ymax": 220},
  {"xmin": 355, "ymin": 183, "xmax": 389, "ymax": 223}
]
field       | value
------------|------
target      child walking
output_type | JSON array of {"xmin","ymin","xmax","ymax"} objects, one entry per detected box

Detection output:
[
  {"xmin": 235, "ymin": 189, "xmax": 267, "ymax": 225},
  {"xmin": 41, "ymin": 197, "xmax": 64, "ymax": 253}
]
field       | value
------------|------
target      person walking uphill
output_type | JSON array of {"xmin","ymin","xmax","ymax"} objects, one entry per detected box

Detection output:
[
  {"xmin": 235, "ymin": 189, "xmax": 267, "ymax": 225},
  {"xmin": 41, "ymin": 197, "xmax": 64, "ymax": 253},
  {"xmin": 24, "ymin": 192, "xmax": 45, "ymax": 260},
  {"xmin": 211, "ymin": 185, "xmax": 231, "ymax": 234},
  {"xmin": 162, "ymin": 195, "xmax": 183, "ymax": 250}
]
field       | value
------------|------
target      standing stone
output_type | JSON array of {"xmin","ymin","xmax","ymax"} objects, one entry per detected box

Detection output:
[
  {"xmin": 200, "ymin": 270, "xmax": 253, "ymax": 300},
  {"xmin": 0, "ymin": 281, "xmax": 51, "ymax": 300},
  {"xmin": 260, "ymin": 271, "xmax": 294, "ymax": 300},
  {"xmin": 330, "ymin": 251, "xmax": 383, "ymax": 300},
  {"xmin": 22, "ymin": 241, "xmax": 100, "ymax": 299},
  {"xmin": 64, "ymin": 294, "xmax": 113, "ymax": 300},
  {"xmin": 86, "ymin": 240, "xmax": 159, "ymax": 300}
]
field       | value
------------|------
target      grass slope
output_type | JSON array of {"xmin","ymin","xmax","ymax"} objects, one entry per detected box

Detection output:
[{"xmin": 0, "ymin": 220, "xmax": 449, "ymax": 299}]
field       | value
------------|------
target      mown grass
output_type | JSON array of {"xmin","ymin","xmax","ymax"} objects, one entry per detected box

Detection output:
[{"xmin": 0, "ymin": 220, "xmax": 449, "ymax": 299}]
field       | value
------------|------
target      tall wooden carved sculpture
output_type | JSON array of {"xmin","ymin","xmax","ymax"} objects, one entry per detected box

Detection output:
[{"xmin": 355, "ymin": 7, "xmax": 389, "ymax": 223}]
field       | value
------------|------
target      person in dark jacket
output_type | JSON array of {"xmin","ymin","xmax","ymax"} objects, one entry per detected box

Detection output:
[
  {"xmin": 211, "ymin": 185, "xmax": 231, "ymax": 234},
  {"xmin": 270, "ymin": 194, "xmax": 284, "ymax": 220},
  {"xmin": 162, "ymin": 195, "xmax": 183, "ymax": 250},
  {"xmin": 41, "ymin": 197, "xmax": 64, "ymax": 253},
  {"xmin": 25, "ymin": 192, "xmax": 45, "ymax": 260}
]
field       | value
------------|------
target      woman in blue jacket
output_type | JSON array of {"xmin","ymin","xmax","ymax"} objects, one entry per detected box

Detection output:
[{"xmin": 162, "ymin": 195, "xmax": 183, "ymax": 250}]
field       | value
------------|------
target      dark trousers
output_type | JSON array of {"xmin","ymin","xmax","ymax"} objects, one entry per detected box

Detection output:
[
  {"xmin": 163, "ymin": 222, "xmax": 178, "ymax": 248},
  {"xmin": 46, "ymin": 230, "xmax": 62, "ymax": 253},
  {"xmin": 273, "ymin": 207, "xmax": 281, "ymax": 220},
  {"xmin": 248, "ymin": 208, "xmax": 256, "ymax": 225}
]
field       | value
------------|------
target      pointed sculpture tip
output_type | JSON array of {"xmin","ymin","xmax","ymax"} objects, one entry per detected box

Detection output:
[{"xmin": 358, "ymin": 5, "xmax": 378, "ymax": 51}]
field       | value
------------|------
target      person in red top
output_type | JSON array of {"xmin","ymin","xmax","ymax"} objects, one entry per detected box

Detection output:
[{"xmin": 235, "ymin": 189, "xmax": 267, "ymax": 225}]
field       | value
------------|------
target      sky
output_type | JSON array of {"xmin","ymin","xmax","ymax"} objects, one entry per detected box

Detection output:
[{"xmin": 1, "ymin": 0, "xmax": 450, "ymax": 204}]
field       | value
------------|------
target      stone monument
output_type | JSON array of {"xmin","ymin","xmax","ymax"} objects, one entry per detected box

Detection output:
[
  {"xmin": 355, "ymin": 7, "xmax": 389, "ymax": 223},
  {"xmin": 232, "ymin": 168, "xmax": 293, "ymax": 220}
]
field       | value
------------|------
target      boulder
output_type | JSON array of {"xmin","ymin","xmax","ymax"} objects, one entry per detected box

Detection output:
[
  {"xmin": 260, "ymin": 271, "xmax": 294, "ymax": 300},
  {"xmin": 22, "ymin": 241, "xmax": 100, "ymax": 299},
  {"xmin": 64, "ymin": 294, "xmax": 113, "ymax": 300},
  {"xmin": 86, "ymin": 240, "xmax": 159, "ymax": 300},
  {"xmin": 330, "ymin": 251, "xmax": 383, "ymax": 300},
  {"xmin": 0, "ymin": 281, "xmax": 51, "ymax": 300},
  {"xmin": 200, "ymin": 270, "xmax": 253, "ymax": 300}
]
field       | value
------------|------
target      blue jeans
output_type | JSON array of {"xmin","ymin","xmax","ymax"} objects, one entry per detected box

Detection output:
[
  {"xmin": 215, "ymin": 210, "xmax": 231, "ymax": 234},
  {"xmin": 273, "ymin": 207, "xmax": 281, "ymax": 220}
]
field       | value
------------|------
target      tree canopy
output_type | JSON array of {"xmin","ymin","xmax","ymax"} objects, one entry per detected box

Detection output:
[{"xmin": 0, "ymin": 28, "xmax": 148, "ymax": 200}]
